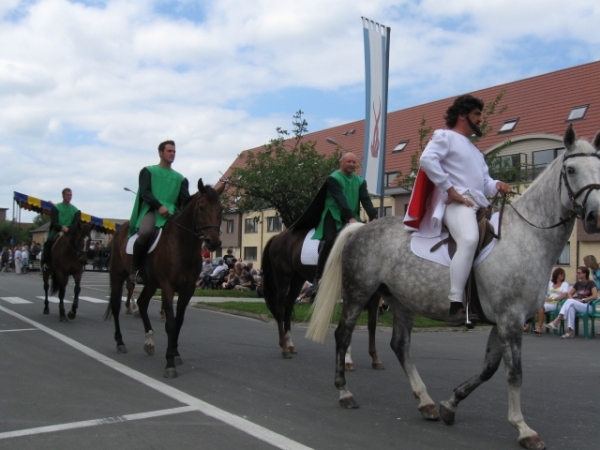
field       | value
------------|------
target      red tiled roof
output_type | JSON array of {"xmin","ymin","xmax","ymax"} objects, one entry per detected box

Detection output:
[{"xmin": 225, "ymin": 60, "xmax": 600, "ymax": 179}]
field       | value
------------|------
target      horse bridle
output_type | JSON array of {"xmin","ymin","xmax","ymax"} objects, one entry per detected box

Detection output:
[
  {"xmin": 508, "ymin": 152, "xmax": 600, "ymax": 230},
  {"xmin": 167, "ymin": 193, "xmax": 222, "ymax": 241}
]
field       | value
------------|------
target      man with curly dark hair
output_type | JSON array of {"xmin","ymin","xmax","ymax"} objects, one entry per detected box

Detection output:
[{"xmin": 417, "ymin": 94, "xmax": 511, "ymax": 326}]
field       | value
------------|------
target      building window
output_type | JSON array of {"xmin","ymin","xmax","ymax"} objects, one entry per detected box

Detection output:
[
  {"xmin": 567, "ymin": 105, "xmax": 588, "ymax": 121},
  {"xmin": 267, "ymin": 216, "xmax": 282, "ymax": 232},
  {"xmin": 489, "ymin": 154, "xmax": 523, "ymax": 182},
  {"xmin": 244, "ymin": 247, "xmax": 258, "ymax": 261},
  {"xmin": 498, "ymin": 118, "xmax": 519, "ymax": 133},
  {"xmin": 392, "ymin": 140, "xmax": 409, "ymax": 152},
  {"xmin": 532, "ymin": 148, "xmax": 565, "ymax": 179},
  {"xmin": 557, "ymin": 243, "xmax": 570, "ymax": 265},
  {"xmin": 226, "ymin": 219, "xmax": 234, "ymax": 234},
  {"xmin": 384, "ymin": 172, "xmax": 399, "ymax": 187},
  {"xmin": 383, "ymin": 206, "xmax": 392, "ymax": 217},
  {"xmin": 244, "ymin": 218, "xmax": 257, "ymax": 233}
]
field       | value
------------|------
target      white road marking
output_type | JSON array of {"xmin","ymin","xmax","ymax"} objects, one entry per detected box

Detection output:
[
  {"xmin": 0, "ymin": 328, "xmax": 38, "ymax": 333},
  {"xmin": 36, "ymin": 296, "xmax": 72, "ymax": 304},
  {"xmin": 78, "ymin": 296, "xmax": 108, "ymax": 303},
  {"xmin": 0, "ymin": 406, "xmax": 196, "ymax": 439},
  {"xmin": 0, "ymin": 306, "xmax": 313, "ymax": 450},
  {"xmin": 0, "ymin": 297, "xmax": 33, "ymax": 304}
]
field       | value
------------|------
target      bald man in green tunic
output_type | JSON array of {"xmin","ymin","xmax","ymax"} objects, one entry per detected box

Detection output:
[
  {"xmin": 41, "ymin": 188, "xmax": 81, "ymax": 269},
  {"xmin": 293, "ymin": 152, "xmax": 377, "ymax": 283},
  {"xmin": 128, "ymin": 140, "xmax": 190, "ymax": 284}
]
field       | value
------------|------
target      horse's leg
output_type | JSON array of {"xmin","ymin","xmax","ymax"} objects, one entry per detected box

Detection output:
[
  {"xmin": 161, "ymin": 287, "xmax": 178, "ymax": 378},
  {"xmin": 440, "ymin": 325, "xmax": 545, "ymax": 449},
  {"xmin": 42, "ymin": 271, "xmax": 50, "ymax": 314},
  {"xmin": 57, "ymin": 275, "xmax": 68, "ymax": 322},
  {"xmin": 171, "ymin": 286, "xmax": 195, "ymax": 367},
  {"xmin": 125, "ymin": 278, "xmax": 134, "ymax": 315},
  {"xmin": 67, "ymin": 272, "xmax": 82, "ymax": 320},
  {"xmin": 108, "ymin": 271, "xmax": 127, "ymax": 353},
  {"xmin": 283, "ymin": 276, "xmax": 304, "ymax": 356},
  {"xmin": 389, "ymin": 302, "xmax": 439, "ymax": 421},
  {"xmin": 367, "ymin": 295, "xmax": 384, "ymax": 370},
  {"xmin": 334, "ymin": 300, "xmax": 368, "ymax": 409},
  {"xmin": 136, "ymin": 286, "xmax": 156, "ymax": 356}
]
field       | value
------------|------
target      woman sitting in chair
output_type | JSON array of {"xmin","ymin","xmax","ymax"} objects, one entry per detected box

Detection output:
[
  {"xmin": 524, "ymin": 267, "xmax": 569, "ymax": 334},
  {"xmin": 546, "ymin": 266, "xmax": 597, "ymax": 339}
]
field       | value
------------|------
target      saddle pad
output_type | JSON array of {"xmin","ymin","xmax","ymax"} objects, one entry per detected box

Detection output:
[
  {"xmin": 410, "ymin": 212, "xmax": 499, "ymax": 268},
  {"xmin": 300, "ymin": 228, "xmax": 319, "ymax": 266},
  {"xmin": 126, "ymin": 229, "xmax": 162, "ymax": 255}
]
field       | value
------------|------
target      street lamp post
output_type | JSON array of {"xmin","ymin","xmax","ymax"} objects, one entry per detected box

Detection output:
[{"xmin": 123, "ymin": 187, "xmax": 137, "ymax": 195}]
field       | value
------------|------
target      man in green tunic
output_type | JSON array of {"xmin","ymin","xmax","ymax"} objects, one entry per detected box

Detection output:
[
  {"xmin": 41, "ymin": 188, "xmax": 81, "ymax": 269},
  {"xmin": 128, "ymin": 140, "xmax": 190, "ymax": 284},
  {"xmin": 293, "ymin": 152, "xmax": 377, "ymax": 282}
]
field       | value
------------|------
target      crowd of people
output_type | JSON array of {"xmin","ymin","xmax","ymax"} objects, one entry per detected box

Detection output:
[
  {"xmin": 1, "ymin": 242, "xmax": 41, "ymax": 274},
  {"xmin": 195, "ymin": 248, "xmax": 261, "ymax": 292}
]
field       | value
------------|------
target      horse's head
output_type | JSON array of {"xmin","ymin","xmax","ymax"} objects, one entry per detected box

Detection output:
[
  {"xmin": 70, "ymin": 222, "xmax": 92, "ymax": 264},
  {"xmin": 191, "ymin": 178, "xmax": 224, "ymax": 251},
  {"xmin": 561, "ymin": 125, "xmax": 600, "ymax": 233}
]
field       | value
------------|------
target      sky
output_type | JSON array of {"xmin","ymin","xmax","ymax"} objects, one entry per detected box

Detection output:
[{"xmin": 2, "ymin": 0, "xmax": 599, "ymax": 223}]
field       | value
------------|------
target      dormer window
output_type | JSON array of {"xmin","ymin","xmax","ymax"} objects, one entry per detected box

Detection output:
[
  {"xmin": 498, "ymin": 118, "xmax": 519, "ymax": 133},
  {"xmin": 392, "ymin": 140, "xmax": 409, "ymax": 152},
  {"xmin": 567, "ymin": 105, "xmax": 588, "ymax": 121}
]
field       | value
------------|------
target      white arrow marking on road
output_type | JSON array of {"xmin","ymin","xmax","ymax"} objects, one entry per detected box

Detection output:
[{"xmin": 0, "ymin": 297, "xmax": 33, "ymax": 304}]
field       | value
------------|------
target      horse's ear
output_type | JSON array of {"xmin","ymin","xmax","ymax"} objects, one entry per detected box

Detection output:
[
  {"xmin": 197, "ymin": 178, "xmax": 205, "ymax": 194},
  {"xmin": 563, "ymin": 124, "xmax": 576, "ymax": 151},
  {"xmin": 593, "ymin": 130, "xmax": 600, "ymax": 152}
]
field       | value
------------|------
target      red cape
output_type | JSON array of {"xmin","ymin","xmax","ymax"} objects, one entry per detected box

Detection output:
[{"xmin": 403, "ymin": 168, "xmax": 434, "ymax": 230}]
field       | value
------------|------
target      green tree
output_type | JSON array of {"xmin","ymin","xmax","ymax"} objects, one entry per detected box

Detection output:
[
  {"xmin": 225, "ymin": 110, "xmax": 341, "ymax": 227},
  {"xmin": 32, "ymin": 214, "xmax": 50, "ymax": 228},
  {"xmin": 0, "ymin": 221, "xmax": 33, "ymax": 248}
]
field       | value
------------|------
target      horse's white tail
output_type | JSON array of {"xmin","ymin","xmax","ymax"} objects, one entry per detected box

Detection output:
[{"xmin": 306, "ymin": 222, "xmax": 365, "ymax": 343}]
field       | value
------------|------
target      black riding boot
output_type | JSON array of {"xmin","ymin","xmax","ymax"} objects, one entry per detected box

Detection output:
[
  {"xmin": 445, "ymin": 301, "xmax": 467, "ymax": 327},
  {"xmin": 129, "ymin": 241, "xmax": 145, "ymax": 285}
]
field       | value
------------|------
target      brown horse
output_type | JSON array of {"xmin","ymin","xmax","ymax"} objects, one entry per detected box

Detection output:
[
  {"xmin": 42, "ymin": 221, "xmax": 92, "ymax": 322},
  {"xmin": 104, "ymin": 179, "xmax": 224, "ymax": 378},
  {"xmin": 262, "ymin": 226, "xmax": 383, "ymax": 369}
]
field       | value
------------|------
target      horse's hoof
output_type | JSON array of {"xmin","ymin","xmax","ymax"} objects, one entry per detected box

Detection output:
[
  {"xmin": 419, "ymin": 404, "xmax": 440, "ymax": 421},
  {"xmin": 59, "ymin": 316, "xmax": 68, "ymax": 323},
  {"xmin": 117, "ymin": 345, "xmax": 128, "ymax": 354},
  {"xmin": 282, "ymin": 351, "xmax": 293, "ymax": 359},
  {"xmin": 371, "ymin": 362, "xmax": 385, "ymax": 370},
  {"xmin": 164, "ymin": 368, "xmax": 178, "ymax": 379},
  {"xmin": 339, "ymin": 395, "xmax": 359, "ymax": 409},
  {"xmin": 288, "ymin": 346, "xmax": 297, "ymax": 354},
  {"xmin": 439, "ymin": 401, "xmax": 455, "ymax": 425},
  {"xmin": 345, "ymin": 363, "xmax": 355, "ymax": 372},
  {"xmin": 519, "ymin": 435, "xmax": 546, "ymax": 450},
  {"xmin": 144, "ymin": 344, "xmax": 154, "ymax": 356},
  {"xmin": 174, "ymin": 356, "xmax": 183, "ymax": 366},
  {"xmin": 67, "ymin": 311, "xmax": 76, "ymax": 320},
  {"xmin": 43, "ymin": 307, "xmax": 49, "ymax": 315}
]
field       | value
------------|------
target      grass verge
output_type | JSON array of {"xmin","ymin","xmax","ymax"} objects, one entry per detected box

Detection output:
[{"xmin": 196, "ymin": 300, "xmax": 445, "ymax": 328}]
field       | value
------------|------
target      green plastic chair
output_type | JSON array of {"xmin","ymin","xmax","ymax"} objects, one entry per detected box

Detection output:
[
  {"xmin": 557, "ymin": 299, "xmax": 595, "ymax": 339},
  {"xmin": 589, "ymin": 299, "xmax": 600, "ymax": 337}
]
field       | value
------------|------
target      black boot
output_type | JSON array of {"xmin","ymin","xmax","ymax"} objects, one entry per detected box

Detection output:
[
  {"xmin": 446, "ymin": 302, "xmax": 467, "ymax": 327},
  {"xmin": 129, "ymin": 241, "xmax": 145, "ymax": 285}
]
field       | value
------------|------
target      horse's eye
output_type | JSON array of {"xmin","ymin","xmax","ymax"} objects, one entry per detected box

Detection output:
[{"xmin": 567, "ymin": 167, "xmax": 575, "ymax": 175}]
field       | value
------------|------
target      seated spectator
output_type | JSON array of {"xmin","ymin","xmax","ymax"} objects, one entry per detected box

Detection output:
[
  {"xmin": 296, "ymin": 281, "xmax": 314, "ymax": 303},
  {"xmin": 524, "ymin": 267, "xmax": 569, "ymax": 334},
  {"xmin": 196, "ymin": 258, "xmax": 214, "ymax": 288},
  {"xmin": 234, "ymin": 266, "xmax": 257, "ymax": 291},
  {"xmin": 546, "ymin": 266, "xmax": 597, "ymax": 338},
  {"xmin": 223, "ymin": 262, "xmax": 243, "ymax": 289},
  {"xmin": 223, "ymin": 248, "xmax": 237, "ymax": 270},
  {"xmin": 201, "ymin": 259, "xmax": 227, "ymax": 288}
]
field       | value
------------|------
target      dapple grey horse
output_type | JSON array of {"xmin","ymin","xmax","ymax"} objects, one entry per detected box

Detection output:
[{"xmin": 307, "ymin": 125, "xmax": 600, "ymax": 449}]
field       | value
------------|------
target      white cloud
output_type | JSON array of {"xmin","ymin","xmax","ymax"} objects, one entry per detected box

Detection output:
[{"xmin": 1, "ymin": 0, "xmax": 599, "ymax": 223}]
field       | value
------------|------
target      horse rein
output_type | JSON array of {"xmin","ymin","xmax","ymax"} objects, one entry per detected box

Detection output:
[
  {"xmin": 166, "ymin": 194, "xmax": 222, "ymax": 241},
  {"xmin": 503, "ymin": 152, "xmax": 600, "ymax": 231}
]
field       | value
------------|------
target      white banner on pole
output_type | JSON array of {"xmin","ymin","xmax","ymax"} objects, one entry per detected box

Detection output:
[{"xmin": 362, "ymin": 17, "xmax": 390, "ymax": 197}]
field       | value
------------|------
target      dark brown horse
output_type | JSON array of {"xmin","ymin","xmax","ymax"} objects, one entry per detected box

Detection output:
[
  {"xmin": 42, "ymin": 221, "xmax": 92, "ymax": 322},
  {"xmin": 263, "ymin": 226, "xmax": 383, "ymax": 369},
  {"xmin": 104, "ymin": 179, "xmax": 224, "ymax": 378}
]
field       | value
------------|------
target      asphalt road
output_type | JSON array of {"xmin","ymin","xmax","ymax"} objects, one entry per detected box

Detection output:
[{"xmin": 1, "ymin": 270, "xmax": 598, "ymax": 450}]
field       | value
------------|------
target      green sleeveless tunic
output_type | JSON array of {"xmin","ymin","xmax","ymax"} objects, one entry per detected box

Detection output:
[
  {"xmin": 128, "ymin": 165, "xmax": 185, "ymax": 236},
  {"xmin": 54, "ymin": 203, "xmax": 79, "ymax": 227},
  {"xmin": 313, "ymin": 171, "xmax": 363, "ymax": 239}
]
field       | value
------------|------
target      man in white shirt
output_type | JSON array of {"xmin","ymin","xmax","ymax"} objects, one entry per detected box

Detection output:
[
  {"xmin": 419, "ymin": 94, "xmax": 511, "ymax": 326},
  {"xmin": 14, "ymin": 247, "xmax": 22, "ymax": 274}
]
